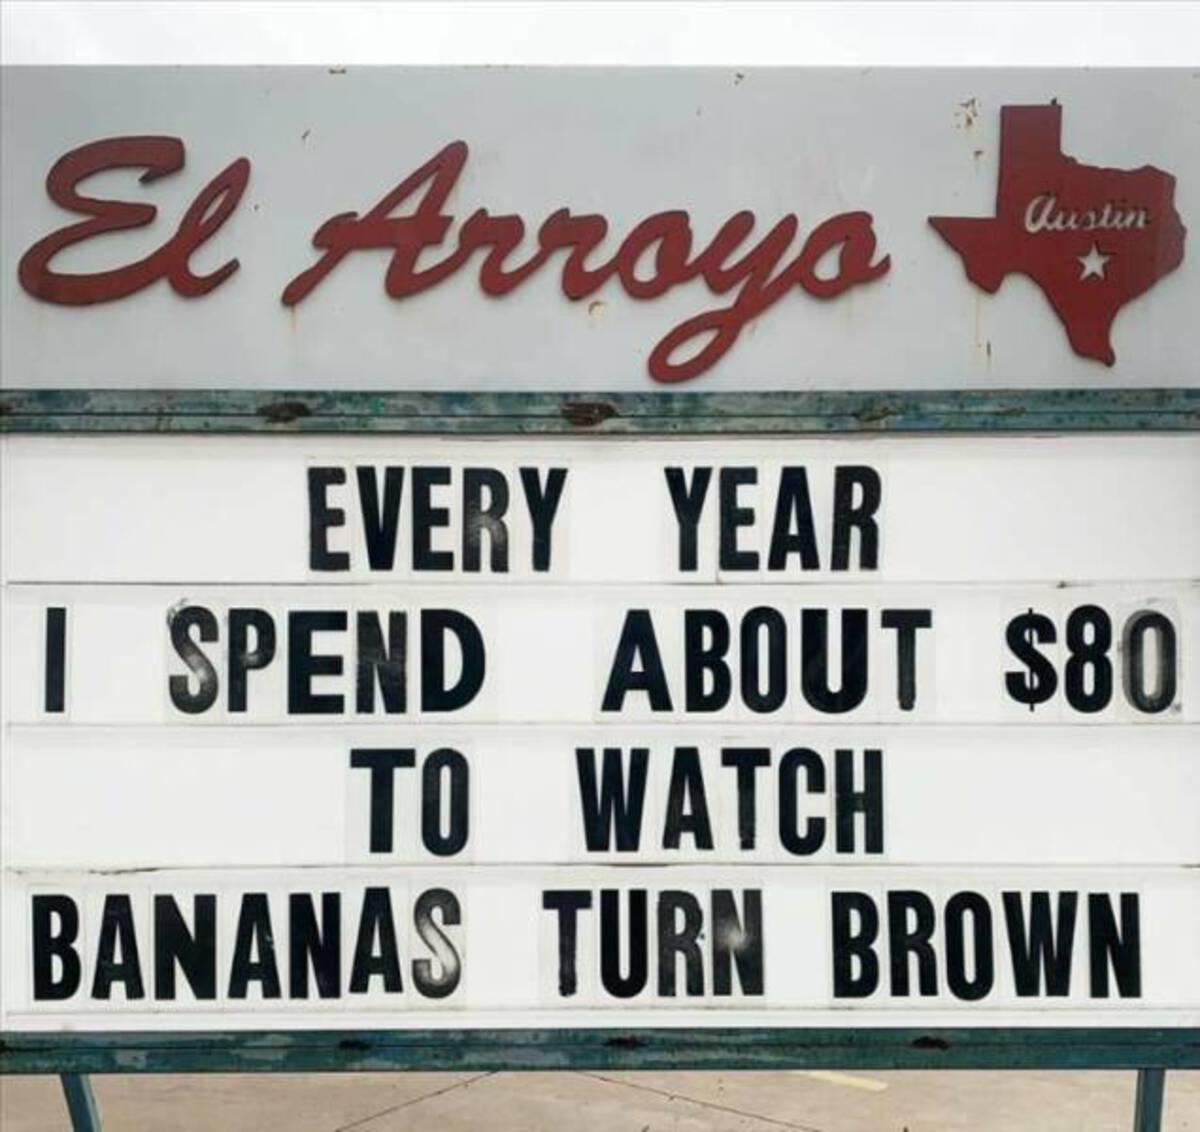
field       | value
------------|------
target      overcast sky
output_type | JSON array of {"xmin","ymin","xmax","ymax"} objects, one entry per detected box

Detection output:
[{"xmin": 2, "ymin": 1, "xmax": 1199, "ymax": 66}]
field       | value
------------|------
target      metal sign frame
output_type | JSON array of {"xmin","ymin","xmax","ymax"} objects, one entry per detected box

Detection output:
[
  {"xmin": 1, "ymin": 388, "xmax": 1196, "ymax": 434},
  {"xmin": 1, "ymin": 385, "xmax": 1197, "ymax": 1132}
]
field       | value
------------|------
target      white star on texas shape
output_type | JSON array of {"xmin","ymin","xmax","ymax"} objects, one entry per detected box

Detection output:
[{"xmin": 1077, "ymin": 243, "xmax": 1111, "ymax": 280}]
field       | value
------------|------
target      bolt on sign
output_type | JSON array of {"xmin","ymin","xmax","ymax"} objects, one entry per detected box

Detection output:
[{"xmin": 0, "ymin": 67, "xmax": 1197, "ymax": 1075}]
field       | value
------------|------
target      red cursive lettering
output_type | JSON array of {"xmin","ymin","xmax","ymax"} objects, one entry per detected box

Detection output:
[
  {"xmin": 18, "ymin": 136, "xmax": 250, "ymax": 304},
  {"xmin": 283, "ymin": 141, "xmax": 890, "ymax": 382}
]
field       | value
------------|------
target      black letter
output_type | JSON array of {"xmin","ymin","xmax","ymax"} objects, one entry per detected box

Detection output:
[
  {"xmin": 662, "ymin": 747, "xmax": 714, "ymax": 850},
  {"xmin": 154, "ymin": 894, "xmax": 216, "ymax": 1000},
  {"xmin": 601, "ymin": 610, "xmax": 673, "ymax": 712},
  {"xmin": 288, "ymin": 610, "xmax": 346, "ymax": 714},
  {"xmin": 712, "ymin": 889, "xmax": 763, "ymax": 995},
  {"xmin": 575, "ymin": 747, "xmax": 649, "ymax": 852},
  {"xmin": 831, "ymin": 891, "xmax": 879, "ymax": 998},
  {"xmin": 835, "ymin": 749, "xmax": 884, "ymax": 854},
  {"xmin": 779, "ymin": 748, "xmax": 826, "ymax": 856},
  {"xmin": 945, "ymin": 891, "xmax": 994, "ymax": 1001},
  {"xmin": 228, "ymin": 608, "xmax": 276, "ymax": 713},
  {"xmin": 741, "ymin": 606, "xmax": 787, "ymax": 713},
  {"xmin": 600, "ymin": 889, "xmax": 648, "ymax": 997},
  {"xmin": 684, "ymin": 609, "xmax": 730, "ymax": 711},
  {"xmin": 721, "ymin": 747, "xmax": 770, "ymax": 850},
  {"xmin": 91, "ymin": 894, "xmax": 145, "ymax": 1000},
  {"xmin": 356, "ymin": 611, "xmax": 407, "ymax": 714},
  {"xmin": 412, "ymin": 466, "xmax": 454, "ymax": 571},
  {"xmin": 831, "ymin": 466, "xmax": 880, "ymax": 570},
  {"xmin": 308, "ymin": 467, "xmax": 350, "ymax": 571},
  {"xmin": 543, "ymin": 890, "xmax": 592, "ymax": 997},
  {"xmin": 421, "ymin": 609, "xmax": 485, "ymax": 711},
  {"xmin": 32, "ymin": 894, "xmax": 81, "ymax": 1001},
  {"xmin": 664, "ymin": 467, "xmax": 711, "ymax": 572},
  {"xmin": 289, "ymin": 892, "xmax": 341, "ymax": 999},
  {"xmin": 1123, "ymin": 612, "xmax": 1177, "ymax": 714},
  {"xmin": 658, "ymin": 891, "xmax": 704, "ymax": 996},
  {"xmin": 768, "ymin": 467, "xmax": 819, "ymax": 570},
  {"xmin": 520, "ymin": 467, "xmax": 568, "ymax": 571},
  {"xmin": 228, "ymin": 893, "xmax": 281, "ymax": 999},
  {"xmin": 350, "ymin": 887, "xmax": 403, "ymax": 993},
  {"xmin": 463, "ymin": 468, "xmax": 510, "ymax": 572},
  {"xmin": 169, "ymin": 605, "xmax": 219, "ymax": 714},
  {"xmin": 350, "ymin": 748, "xmax": 416, "ymax": 853},
  {"xmin": 880, "ymin": 609, "xmax": 931, "ymax": 711},
  {"xmin": 887, "ymin": 890, "xmax": 938, "ymax": 996},
  {"xmin": 719, "ymin": 467, "xmax": 758, "ymax": 570},
  {"xmin": 356, "ymin": 465, "xmax": 404, "ymax": 570},
  {"xmin": 413, "ymin": 888, "xmax": 462, "ymax": 998},
  {"xmin": 44, "ymin": 606, "xmax": 66, "ymax": 713},
  {"xmin": 1003, "ymin": 891, "xmax": 1078, "ymax": 997},
  {"xmin": 801, "ymin": 609, "xmax": 868, "ymax": 713},
  {"xmin": 422, "ymin": 748, "xmax": 469, "ymax": 856},
  {"xmin": 1088, "ymin": 893, "xmax": 1140, "ymax": 998}
]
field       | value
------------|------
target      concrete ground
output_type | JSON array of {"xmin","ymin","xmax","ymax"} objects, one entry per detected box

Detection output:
[{"xmin": 2, "ymin": 1069, "xmax": 1198, "ymax": 1131}]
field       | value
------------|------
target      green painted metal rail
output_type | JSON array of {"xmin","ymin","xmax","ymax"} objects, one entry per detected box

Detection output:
[
  {"xmin": 1, "ymin": 388, "xmax": 1197, "ymax": 433},
  {"xmin": 3, "ymin": 1027, "xmax": 1198, "ymax": 1075},
  {"xmin": 59, "ymin": 1074, "xmax": 102, "ymax": 1132}
]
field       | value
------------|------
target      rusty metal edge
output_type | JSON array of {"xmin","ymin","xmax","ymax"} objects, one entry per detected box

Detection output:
[
  {"xmin": 0, "ymin": 389, "xmax": 1197, "ymax": 433},
  {"xmin": 2, "ymin": 1027, "xmax": 1198, "ymax": 1074}
]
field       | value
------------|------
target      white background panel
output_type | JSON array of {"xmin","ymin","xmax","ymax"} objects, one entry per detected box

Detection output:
[
  {"xmin": 3, "ymin": 433, "xmax": 1195, "ymax": 1034},
  {"xmin": 4, "ymin": 435, "xmax": 1198, "ymax": 584},
  {"xmin": 2, "ymin": 582, "xmax": 1193, "ymax": 725},
  {"xmin": 3, "ymin": 867, "xmax": 1197, "ymax": 1029},
  {"xmin": 3, "ymin": 726, "xmax": 1197, "ymax": 869}
]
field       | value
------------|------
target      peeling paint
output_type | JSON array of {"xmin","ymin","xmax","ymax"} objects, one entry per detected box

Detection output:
[{"xmin": 954, "ymin": 97, "xmax": 980, "ymax": 130}]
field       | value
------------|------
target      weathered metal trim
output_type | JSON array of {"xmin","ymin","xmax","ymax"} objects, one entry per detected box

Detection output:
[
  {"xmin": 2, "ymin": 1028, "xmax": 1197, "ymax": 1075},
  {"xmin": 1134, "ymin": 1068, "xmax": 1168, "ymax": 1132},
  {"xmin": 59, "ymin": 1074, "xmax": 102, "ymax": 1131},
  {"xmin": 1, "ymin": 389, "xmax": 1197, "ymax": 433}
]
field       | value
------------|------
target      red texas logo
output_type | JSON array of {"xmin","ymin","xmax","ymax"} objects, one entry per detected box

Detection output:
[{"xmin": 929, "ymin": 103, "xmax": 1186, "ymax": 365}]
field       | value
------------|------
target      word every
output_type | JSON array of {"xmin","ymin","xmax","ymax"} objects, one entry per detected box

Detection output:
[
  {"xmin": 17, "ymin": 136, "xmax": 890, "ymax": 383},
  {"xmin": 308, "ymin": 464, "xmax": 567, "ymax": 574}
]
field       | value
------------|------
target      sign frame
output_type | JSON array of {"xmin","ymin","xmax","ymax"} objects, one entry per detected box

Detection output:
[
  {"xmin": 1, "ymin": 384, "xmax": 1196, "ymax": 1084},
  {"xmin": 1, "ymin": 49, "xmax": 1196, "ymax": 1132},
  {"xmin": 1, "ymin": 388, "xmax": 1196, "ymax": 434}
]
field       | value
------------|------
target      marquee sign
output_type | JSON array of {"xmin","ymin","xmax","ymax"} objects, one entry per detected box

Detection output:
[{"xmin": 0, "ymin": 66, "xmax": 1197, "ymax": 1077}]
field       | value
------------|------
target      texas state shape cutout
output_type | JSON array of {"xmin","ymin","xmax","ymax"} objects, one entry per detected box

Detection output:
[{"xmin": 929, "ymin": 103, "xmax": 1186, "ymax": 365}]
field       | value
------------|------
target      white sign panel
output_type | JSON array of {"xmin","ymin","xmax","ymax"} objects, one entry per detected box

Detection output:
[
  {"xmin": 1, "ymin": 66, "xmax": 1196, "ymax": 392},
  {"xmin": 1, "ymin": 434, "xmax": 1197, "ymax": 1032}
]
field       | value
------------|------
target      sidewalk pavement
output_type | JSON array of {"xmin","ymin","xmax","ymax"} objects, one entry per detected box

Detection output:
[{"xmin": 3, "ymin": 1069, "xmax": 1199, "ymax": 1131}]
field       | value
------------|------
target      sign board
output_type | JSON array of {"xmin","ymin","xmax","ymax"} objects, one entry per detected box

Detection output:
[
  {"xmin": 0, "ymin": 66, "xmax": 1197, "ymax": 1075},
  {"xmin": 2, "ymin": 66, "xmax": 1198, "ymax": 394}
]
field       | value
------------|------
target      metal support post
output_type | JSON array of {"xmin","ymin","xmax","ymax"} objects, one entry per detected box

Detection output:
[
  {"xmin": 1133, "ymin": 1069, "xmax": 1165, "ymax": 1132},
  {"xmin": 60, "ymin": 1073, "xmax": 102, "ymax": 1132}
]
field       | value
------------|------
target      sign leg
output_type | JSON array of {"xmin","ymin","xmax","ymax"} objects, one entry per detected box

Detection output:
[
  {"xmin": 1133, "ymin": 1069, "xmax": 1165, "ymax": 1132},
  {"xmin": 60, "ymin": 1073, "xmax": 102, "ymax": 1132}
]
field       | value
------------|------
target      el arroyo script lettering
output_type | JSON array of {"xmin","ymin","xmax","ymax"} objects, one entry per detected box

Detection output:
[{"xmin": 17, "ymin": 135, "xmax": 890, "ymax": 383}]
